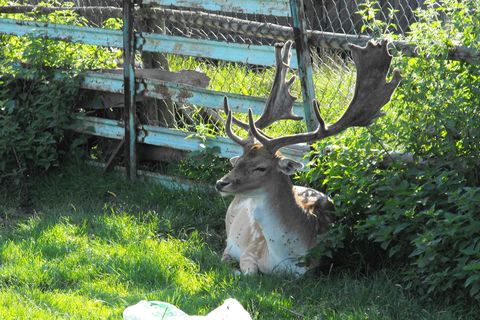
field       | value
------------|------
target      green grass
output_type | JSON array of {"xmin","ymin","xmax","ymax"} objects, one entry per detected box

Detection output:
[{"xmin": 0, "ymin": 162, "xmax": 473, "ymax": 319}]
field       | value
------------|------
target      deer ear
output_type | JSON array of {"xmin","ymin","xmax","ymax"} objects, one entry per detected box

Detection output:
[
  {"xmin": 277, "ymin": 158, "xmax": 303, "ymax": 175},
  {"xmin": 229, "ymin": 156, "xmax": 240, "ymax": 166}
]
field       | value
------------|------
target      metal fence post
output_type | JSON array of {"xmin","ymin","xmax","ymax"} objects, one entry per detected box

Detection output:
[
  {"xmin": 289, "ymin": 0, "xmax": 317, "ymax": 131},
  {"xmin": 123, "ymin": 0, "xmax": 137, "ymax": 180}
]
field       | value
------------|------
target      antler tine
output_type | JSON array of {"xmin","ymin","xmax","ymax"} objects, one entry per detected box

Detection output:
[
  {"xmin": 224, "ymin": 97, "xmax": 250, "ymax": 147},
  {"xmin": 223, "ymin": 96, "xmax": 273, "ymax": 147},
  {"xmin": 223, "ymin": 41, "xmax": 304, "ymax": 149},
  {"xmin": 248, "ymin": 109, "xmax": 270, "ymax": 147},
  {"xmin": 223, "ymin": 96, "xmax": 249, "ymax": 131},
  {"xmin": 250, "ymin": 40, "xmax": 401, "ymax": 154},
  {"xmin": 255, "ymin": 40, "xmax": 303, "ymax": 129},
  {"xmin": 224, "ymin": 42, "xmax": 302, "ymax": 131},
  {"xmin": 248, "ymin": 102, "xmax": 327, "ymax": 154}
]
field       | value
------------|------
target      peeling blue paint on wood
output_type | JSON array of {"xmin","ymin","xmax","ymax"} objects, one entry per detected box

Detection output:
[
  {"xmin": 143, "ymin": 0, "xmax": 291, "ymax": 16},
  {"xmin": 0, "ymin": 18, "xmax": 297, "ymax": 68},
  {"xmin": 140, "ymin": 33, "xmax": 298, "ymax": 68},
  {"xmin": 0, "ymin": 2, "xmax": 313, "ymax": 182},
  {"xmin": 78, "ymin": 71, "xmax": 304, "ymax": 117},
  {"xmin": 123, "ymin": 0, "xmax": 137, "ymax": 179},
  {"xmin": 290, "ymin": 0, "xmax": 317, "ymax": 131},
  {"xmin": 81, "ymin": 72, "xmax": 126, "ymax": 93},
  {"xmin": 73, "ymin": 115, "xmax": 125, "ymax": 139},
  {"xmin": 142, "ymin": 77, "xmax": 305, "ymax": 117},
  {"xmin": 0, "ymin": 18, "xmax": 123, "ymax": 47}
]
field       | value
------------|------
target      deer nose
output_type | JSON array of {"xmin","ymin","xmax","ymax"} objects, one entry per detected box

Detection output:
[{"xmin": 215, "ymin": 180, "xmax": 230, "ymax": 191}]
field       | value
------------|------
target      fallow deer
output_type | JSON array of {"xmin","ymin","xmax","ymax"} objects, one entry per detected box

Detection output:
[{"xmin": 216, "ymin": 40, "xmax": 401, "ymax": 275}]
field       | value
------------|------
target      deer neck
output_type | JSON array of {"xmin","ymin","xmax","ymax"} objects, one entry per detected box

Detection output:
[{"xmin": 244, "ymin": 174, "xmax": 317, "ymax": 251}]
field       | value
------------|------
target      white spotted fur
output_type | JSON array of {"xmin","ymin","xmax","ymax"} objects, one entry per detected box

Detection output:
[{"xmin": 223, "ymin": 190, "xmax": 309, "ymax": 275}]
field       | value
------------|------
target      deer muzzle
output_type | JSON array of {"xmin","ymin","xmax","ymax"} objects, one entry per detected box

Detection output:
[{"xmin": 215, "ymin": 179, "xmax": 231, "ymax": 192}]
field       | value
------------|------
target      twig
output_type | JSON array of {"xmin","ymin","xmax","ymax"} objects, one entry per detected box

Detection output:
[
  {"xmin": 12, "ymin": 146, "xmax": 22, "ymax": 170},
  {"xmin": 366, "ymin": 127, "xmax": 395, "ymax": 163},
  {"xmin": 280, "ymin": 306, "xmax": 306, "ymax": 318}
]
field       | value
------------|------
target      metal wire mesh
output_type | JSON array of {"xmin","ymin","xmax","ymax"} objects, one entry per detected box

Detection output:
[
  {"xmin": 135, "ymin": 3, "xmax": 295, "ymax": 135},
  {"xmin": 305, "ymin": 0, "xmax": 422, "ymax": 36},
  {"xmin": 1, "ymin": 1, "xmax": 123, "ymax": 26},
  {"xmin": 130, "ymin": 0, "xmax": 432, "ymax": 137}
]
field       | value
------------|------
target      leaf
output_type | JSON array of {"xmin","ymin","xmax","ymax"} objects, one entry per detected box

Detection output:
[{"xmin": 463, "ymin": 262, "xmax": 480, "ymax": 272}]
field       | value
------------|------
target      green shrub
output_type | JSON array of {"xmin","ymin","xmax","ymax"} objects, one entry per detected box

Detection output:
[
  {"xmin": 302, "ymin": 0, "xmax": 480, "ymax": 302},
  {"xmin": 0, "ymin": 2, "xmax": 120, "ymax": 194},
  {"xmin": 170, "ymin": 147, "xmax": 230, "ymax": 184},
  {"xmin": 0, "ymin": 72, "xmax": 80, "ymax": 187}
]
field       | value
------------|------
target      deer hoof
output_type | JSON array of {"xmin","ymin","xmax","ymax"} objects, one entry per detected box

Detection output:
[{"xmin": 221, "ymin": 253, "xmax": 236, "ymax": 264}]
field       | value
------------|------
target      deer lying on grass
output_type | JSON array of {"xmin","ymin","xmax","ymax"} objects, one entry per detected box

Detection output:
[{"xmin": 215, "ymin": 40, "xmax": 401, "ymax": 275}]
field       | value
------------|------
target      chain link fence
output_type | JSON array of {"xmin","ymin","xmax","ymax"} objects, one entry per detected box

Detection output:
[
  {"xmin": 133, "ymin": 0, "xmax": 428, "ymax": 136},
  {"xmin": 306, "ymin": 0, "xmax": 423, "ymax": 35}
]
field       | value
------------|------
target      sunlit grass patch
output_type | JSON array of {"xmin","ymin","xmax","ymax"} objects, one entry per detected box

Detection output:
[
  {"xmin": 0, "ymin": 288, "xmax": 114, "ymax": 319},
  {"xmin": 1, "ymin": 214, "xmax": 215, "ymax": 292}
]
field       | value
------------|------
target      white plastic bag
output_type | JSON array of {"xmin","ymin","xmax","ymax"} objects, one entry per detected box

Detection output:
[{"xmin": 123, "ymin": 298, "xmax": 252, "ymax": 320}]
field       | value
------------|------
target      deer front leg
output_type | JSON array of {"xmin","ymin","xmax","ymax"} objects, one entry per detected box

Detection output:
[
  {"xmin": 240, "ymin": 251, "xmax": 259, "ymax": 275},
  {"xmin": 239, "ymin": 230, "xmax": 266, "ymax": 275}
]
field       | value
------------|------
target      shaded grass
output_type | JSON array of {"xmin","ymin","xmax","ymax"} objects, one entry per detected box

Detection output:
[{"xmin": 0, "ymin": 162, "xmax": 474, "ymax": 319}]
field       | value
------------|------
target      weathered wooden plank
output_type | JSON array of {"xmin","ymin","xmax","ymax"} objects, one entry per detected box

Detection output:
[
  {"xmin": 140, "ymin": 32, "xmax": 298, "ymax": 68},
  {"xmin": 81, "ymin": 72, "xmax": 130, "ymax": 93},
  {"xmin": 88, "ymin": 161, "xmax": 213, "ymax": 191},
  {"xmin": 123, "ymin": 0, "xmax": 137, "ymax": 180},
  {"xmin": 73, "ymin": 115, "xmax": 124, "ymax": 139},
  {"xmin": 72, "ymin": 115, "xmax": 308, "ymax": 162},
  {"xmin": 149, "ymin": 7, "xmax": 480, "ymax": 64},
  {"xmin": 1, "ymin": 15, "xmax": 477, "ymax": 65},
  {"xmin": 138, "ymin": 123, "xmax": 243, "ymax": 159},
  {"xmin": 0, "ymin": 18, "xmax": 123, "ymax": 47},
  {"xmin": 290, "ymin": 0, "xmax": 316, "ymax": 131},
  {"xmin": 142, "ymin": 77, "xmax": 305, "ymax": 117},
  {"xmin": 0, "ymin": 5, "xmax": 122, "ymax": 16},
  {"xmin": 142, "ymin": 0, "xmax": 290, "ymax": 16},
  {"xmin": 136, "ymin": 69, "xmax": 211, "ymax": 87},
  {"xmin": 79, "ymin": 71, "xmax": 305, "ymax": 117},
  {"xmin": 0, "ymin": 18, "xmax": 299, "ymax": 67}
]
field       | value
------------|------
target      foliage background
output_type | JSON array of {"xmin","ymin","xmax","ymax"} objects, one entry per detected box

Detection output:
[
  {"xmin": 0, "ymin": 1, "xmax": 121, "ymax": 197},
  {"xmin": 301, "ymin": 0, "xmax": 480, "ymax": 302}
]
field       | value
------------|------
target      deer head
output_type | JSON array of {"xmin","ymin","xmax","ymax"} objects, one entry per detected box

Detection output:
[{"xmin": 216, "ymin": 40, "xmax": 401, "ymax": 194}]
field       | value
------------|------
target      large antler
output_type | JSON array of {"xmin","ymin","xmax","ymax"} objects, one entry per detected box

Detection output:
[
  {"xmin": 248, "ymin": 40, "xmax": 402, "ymax": 154},
  {"xmin": 224, "ymin": 40, "xmax": 302, "ymax": 146}
]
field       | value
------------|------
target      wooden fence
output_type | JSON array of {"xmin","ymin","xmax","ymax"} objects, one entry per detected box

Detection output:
[{"xmin": 0, "ymin": 0, "xmax": 317, "ymax": 188}]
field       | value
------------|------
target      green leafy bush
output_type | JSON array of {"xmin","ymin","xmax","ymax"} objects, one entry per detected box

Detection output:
[
  {"xmin": 171, "ymin": 147, "xmax": 230, "ymax": 184},
  {"xmin": 0, "ymin": 2, "xmax": 120, "ymax": 193},
  {"xmin": 0, "ymin": 72, "xmax": 80, "ymax": 185},
  {"xmin": 302, "ymin": 0, "xmax": 480, "ymax": 302}
]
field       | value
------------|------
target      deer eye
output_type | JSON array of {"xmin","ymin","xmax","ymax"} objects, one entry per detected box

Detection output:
[{"xmin": 254, "ymin": 166, "xmax": 267, "ymax": 172}]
